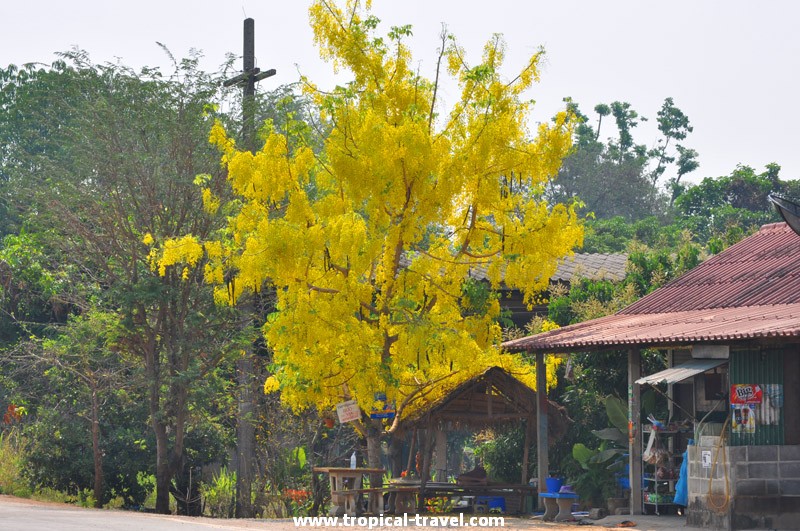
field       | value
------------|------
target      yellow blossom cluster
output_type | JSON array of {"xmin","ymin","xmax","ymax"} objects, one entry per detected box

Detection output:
[{"xmin": 155, "ymin": 0, "xmax": 583, "ymax": 429}]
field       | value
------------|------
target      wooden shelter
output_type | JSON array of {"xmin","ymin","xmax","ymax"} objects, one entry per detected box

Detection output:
[{"xmin": 396, "ymin": 367, "xmax": 570, "ymax": 491}]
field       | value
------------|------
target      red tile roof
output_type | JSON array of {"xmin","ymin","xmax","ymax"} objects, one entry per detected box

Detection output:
[{"xmin": 503, "ymin": 223, "xmax": 800, "ymax": 353}]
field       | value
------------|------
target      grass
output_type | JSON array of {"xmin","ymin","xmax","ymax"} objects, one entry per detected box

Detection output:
[{"xmin": 0, "ymin": 429, "xmax": 31, "ymax": 498}]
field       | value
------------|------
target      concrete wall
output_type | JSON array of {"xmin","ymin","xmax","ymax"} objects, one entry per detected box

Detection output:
[{"xmin": 687, "ymin": 444, "xmax": 800, "ymax": 529}]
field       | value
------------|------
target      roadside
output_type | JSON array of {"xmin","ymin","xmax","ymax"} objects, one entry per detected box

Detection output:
[{"xmin": 0, "ymin": 495, "xmax": 688, "ymax": 530}]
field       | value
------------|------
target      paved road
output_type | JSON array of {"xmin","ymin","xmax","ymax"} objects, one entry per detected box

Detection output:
[{"xmin": 0, "ymin": 495, "xmax": 688, "ymax": 530}]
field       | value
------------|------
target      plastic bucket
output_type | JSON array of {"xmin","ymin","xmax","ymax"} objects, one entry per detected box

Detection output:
[{"xmin": 545, "ymin": 477, "xmax": 563, "ymax": 493}]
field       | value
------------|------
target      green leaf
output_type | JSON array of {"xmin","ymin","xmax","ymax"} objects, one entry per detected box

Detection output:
[
  {"xmin": 589, "ymin": 448, "xmax": 624, "ymax": 465},
  {"xmin": 572, "ymin": 443, "xmax": 595, "ymax": 469},
  {"xmin": 292, "ymin": 446, "xmax": 307, "ymax": 469},
  {"xmin": 605, "ymin": 395, "xmax": 628, "ymax": 432},
  {"xmin": 592, "ymin": 427, "xmax": 627, "ymax": 446}
]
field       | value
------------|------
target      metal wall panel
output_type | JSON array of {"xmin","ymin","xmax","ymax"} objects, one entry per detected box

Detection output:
[{"xmin": 729, "ymin": 348, "xmax": 784, "ymax": 446}]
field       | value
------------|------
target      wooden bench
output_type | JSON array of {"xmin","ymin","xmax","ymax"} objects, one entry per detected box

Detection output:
[
  {"xmin": 420, "ymin": 483, "xmax": 535, "ymax": 514},
  {"xmin": 538, "ymin": 492, "xmax": 579, "ymax": 522}
]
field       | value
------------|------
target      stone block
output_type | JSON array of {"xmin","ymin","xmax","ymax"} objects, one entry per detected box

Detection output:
[
  {"xmin": 735, "ymin": 479, "xmax": 766, "ymax": 496},
  {"xmin": 780, "ymin": 480, "xmax": 800, "ymax": 495},
  {"xmin": 766, "ymin": 480, "xmax": 780, "ymax": 495},
  {"xmin": 587, "ymin": 508, "xmax": 607, "ymax": 520},
  {"xmin": 779, "ymin": 445, "xmax": 800, "ymax": 461},
  {"xmin": 709, "ymin": 479, "xmax": 728, "ymax": 495},
  {"xmin": 688, "ymin": 478, "xmax": 704, "ymax": 496},
  {"xmin": 780, "ymin": 461, "xmax": 800, "ymax": 478},
  {"xmin": 747, "ymin": 445, "xmax": 778, "ymax": 462},
  {"xmin": 748, "ymin": 462, "xmax": 779, "ymax": 479},
  {"xmin": 779, "ymin": 495, "xmax": 800, "ymax": 513},
  {"xmin": 733, "ymin": 494, "xmax": 779, "ymax": 514},
  {"xmin": 728, "ymin": 445, "xmax": 746, "ymax": 462},
  {"xmin": 735, "ymin": 463, "xmax": 749, "ymax": 480}
]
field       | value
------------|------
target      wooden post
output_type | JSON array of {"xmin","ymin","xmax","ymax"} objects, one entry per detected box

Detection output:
[
  {"xmin": 521, "ymin": 416, "xmax": 533, "ymax": 513},
  {"xmin": 406, "ymin": 427, "xmax": 417, "ymax": 474},
  {"xmin": 521, "ymin": 416, "xmax": 532, "ymax": 485},
  {"xmin": 434, "ymin": 427, "xmax": 447, "ymax": 482},
  {"xmin": 628, "ymin": 348, "xmax": 643, "ymax": 515},
  {"xmin": 536, "ymin": 351, "xmax": 548, "ymax": 511}
]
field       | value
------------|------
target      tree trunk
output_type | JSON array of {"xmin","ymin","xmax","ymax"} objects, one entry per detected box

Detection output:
[
  {"xmin": 90, "ymin": 385, "xmax": 104, "ymax": 508},
  {"xmin": 153, "ymin": 414, "xmax": 173, "ymax": 514},
  {"xmin": 366, "ymin": 420, "xmax": 383, "ymax": 488}
]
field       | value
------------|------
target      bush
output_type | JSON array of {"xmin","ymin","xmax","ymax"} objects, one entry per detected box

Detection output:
[
  {"xmin": 201, "ymin": 467, "xmax": 236, "ymax": 518},
  {"xmin": 0, "ymin": 429, "xmax": 30, "ymax": 497}
]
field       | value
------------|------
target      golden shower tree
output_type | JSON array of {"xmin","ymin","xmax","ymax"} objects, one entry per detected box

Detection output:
[{"xmin": 157, "ymin": 0, "xmax": 582, "ymax": 467}]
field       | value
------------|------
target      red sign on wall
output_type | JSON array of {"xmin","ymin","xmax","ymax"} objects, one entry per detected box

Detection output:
[{"xmin": 730, "ymin": 384, "xmax": 763, "ymax": 404}]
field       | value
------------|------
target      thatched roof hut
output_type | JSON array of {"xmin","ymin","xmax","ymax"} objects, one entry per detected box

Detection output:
[{"xmin": 395, "ymin": 366, "xmax": 570, "ymax": 486}]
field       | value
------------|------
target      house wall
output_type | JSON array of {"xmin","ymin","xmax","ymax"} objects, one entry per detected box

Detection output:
[
  {"xmin": 729, "ymin": 348, "xmax": 785, "ymax": 446},
  {"xmin": 784, "ymin": 352, "xmax": 800, "ymax": 445},
  {"xmin": 686, "ymin": 444, "xmax": 800, "ymax": 530}
]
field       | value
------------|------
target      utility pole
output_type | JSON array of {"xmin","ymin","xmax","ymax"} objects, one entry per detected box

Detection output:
[
  {"xmin": 224, "ymin": 18, "xmax": 276, "ymax": 151},
  {"xmin": 223, "ymin": 17, "xmax": 275, "ymax": 519}
]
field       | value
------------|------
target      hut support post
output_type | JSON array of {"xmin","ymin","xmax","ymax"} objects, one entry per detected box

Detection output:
[
  {"xmin": 521, "ymin": 416, "xmax": 533, "ymax": 513},
  {"xmin": 536, "ymin": 351, "xmax": 548, "ymax": 511},
  {"xmin": 434, "ymin": 428, "xmax": 447, "ymax": 482},
  {"xmin": 406, "ymin": 428, "xmax": 417, "ymax": 475},
  {"xmin": 522, "ymin": 416, "xmax": 532, "ymax": 485},
  {"xmin": 628, "ymin": 348, "xmax": 643, "ymax": 515},
  {"xmin": 421, "ymin": 428, "xmax": 434, "ymax": 487}
]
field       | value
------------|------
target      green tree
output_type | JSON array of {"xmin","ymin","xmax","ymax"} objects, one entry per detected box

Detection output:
[
  {"xmin": 674, "ymin": 163, "xmax": 785, "ymax": 247},
  {"xmin": 0, "ymin": 54, "xmax": 241, "ymax": 514},
  {"xmin": 648, "ymin": 97, "xmax": 695, "ymax": 188},
  {"xmin": 549, "ymin": 98, "xmax": 698, "ymax": 222}
]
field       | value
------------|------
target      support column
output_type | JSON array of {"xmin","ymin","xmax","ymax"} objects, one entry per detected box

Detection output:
[
  {"xmin": 628, "ymin": 348, "xmax": 643, "ymax": 515},
  {"xmin": 433, "ymin": 427, "xmax": 447, "ymax": 482},
  {"xmin": 536, "ymin": 351, "xmax": 548, "ymax": 511}
]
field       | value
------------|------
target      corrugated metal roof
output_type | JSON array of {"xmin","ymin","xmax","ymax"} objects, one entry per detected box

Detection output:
[
  {"xmin": 622, "ymin": 223, "xmax": 800, "ymax": 314},
  {"xmin": 503, "ymin": 303, "xmax": 800, "ymax": 352},
  {"xmin": 466, "ymin": 252, "xmax": 627, "ymax": 284},
  {"xmin": 553, "ymin": 253, "xmax": 628, "ymax": 283},
  {"xmin": 503, "ymin": 223, "xmax": 800, "ymax": 353},
  {"xmin": 634, "ymin": 358, "xmax": 727, "ymax": 385},
  {"xmin": 399, "ymin": 252, "xmax": 628, "ymax": 284}
]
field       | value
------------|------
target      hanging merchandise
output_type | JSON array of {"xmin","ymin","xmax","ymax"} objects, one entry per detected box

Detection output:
[
  {"xmin": 760, "ymin": 384, "xmax": 783, "ymax": 426},
  {"xmin": 731, "ymin": 403, "xmax": 756, "ymax": 434},
  {"xmin": 730, "ymin": 384, "xmax": 763, "ymax": 405},
  {"xmin": 730, "ymin": 384, "xmax": 764, "ymax": 433}
]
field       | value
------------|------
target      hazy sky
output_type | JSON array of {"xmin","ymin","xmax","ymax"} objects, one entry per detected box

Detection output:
[{"xmin": 3, "ymin": 1, "xmax": 799, "ymax": 185}]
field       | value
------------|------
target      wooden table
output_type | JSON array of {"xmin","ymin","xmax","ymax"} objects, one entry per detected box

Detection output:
[
  {"xmin": 313, "ymin": 467, "xmax": 385, "ymax": 516},
  {"xmin": 388, "ymin": 479, "xmax": 422, "ymax": 514}
]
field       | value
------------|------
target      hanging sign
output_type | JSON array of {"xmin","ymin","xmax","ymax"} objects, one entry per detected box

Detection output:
[
  {"xmin": 701, "ymin": 450, "xmax": 712, "ymax": 469},
  {"xmin": 370, "ymin": 392, "xmax": 396, "ymax": 419},
  {"xmin": 336, "ymin": 400, "xmax": 361, "ymax": 423},
  {"xmin": 730, "ymin": 384, "xmax": 763, "ymax": 405}
]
